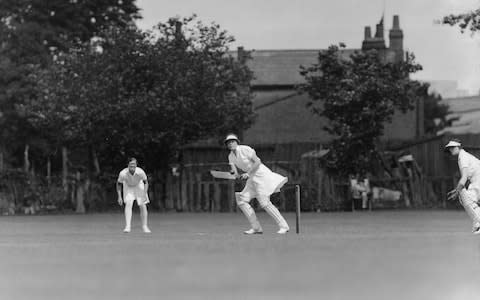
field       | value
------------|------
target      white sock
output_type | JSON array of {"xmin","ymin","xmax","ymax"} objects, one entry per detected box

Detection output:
[
  {"xmin": 238, "ymin": 203, "xmax": 262, "ymax": 230},
  {"xmin": 263, "ymin": 203, "xmax": 289, "ymax": 229}
]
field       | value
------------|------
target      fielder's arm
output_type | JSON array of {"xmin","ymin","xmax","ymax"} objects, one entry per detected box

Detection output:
[
  {"xmin": 143, "ymin": 179, "xmax": 149, "ymax": 194},
  {"xmin": 456, "ymin": 168, "xmax": 468, "ymax": 192},
  {"xmin": 116, "ymin": 182, "xmax": 123, "ymax": 205},
  {"xmin": 448, "ymin": 168, "xmax": 468, "ymax": 200}
]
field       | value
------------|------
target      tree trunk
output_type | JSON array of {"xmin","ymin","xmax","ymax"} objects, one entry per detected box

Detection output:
[
  {"xmin": 47, "ymin": 157, "xmax": 51, "ymax": 186},
  {"xmin": 62, "ymin": 147, "xmax": 68, "ymax": 196},
  {"xmin": 24, "ymin": 144, "xmax": 30, "ymax": 173},
  {"xmin": 92, "ymin": 148, "xmax": 100, "ymax": 175},
  {"xmin": 0, "ymin": 146, "xmax": 4, "ymax": 172},
  {"xmin": 75, "ymin": 171, "xmax": 86, "ymax": 214}
]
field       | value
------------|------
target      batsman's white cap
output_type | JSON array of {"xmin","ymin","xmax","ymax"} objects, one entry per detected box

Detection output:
[
  {"xmin": 224, "ymin": 134, "xmax": 240, "ymax": 144},
  {"xmin": 445, "ymin": 140, "xmax": 461, "ymax": 149}
]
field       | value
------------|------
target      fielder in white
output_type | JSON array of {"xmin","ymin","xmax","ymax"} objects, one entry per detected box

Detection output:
[
  {"xmin": 445, "ymin": 140, "xmax": 480, "ymax": 235},
  {"xmin": 117, "ymin": 158, "xmax": 151, "ymax": 233},
  {"xmin": 225, "ymin": 134, "xmax": 290, "ymax": 234}
]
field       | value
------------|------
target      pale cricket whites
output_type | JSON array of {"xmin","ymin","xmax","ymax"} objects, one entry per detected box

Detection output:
[
  {"xmin": 445, "ymin": 139, "xmax": 480, "ymax": 234},
  {"xmin": 116, "ymin": 157, "xmax": 151, "ymax": 233},
  {"xmin": 224, "ymin": 133, "xmax": 290, "ymax": 234}
]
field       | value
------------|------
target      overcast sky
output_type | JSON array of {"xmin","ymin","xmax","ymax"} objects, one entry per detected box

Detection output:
[{"xmin": 136, "ymin": 0, "xmax": 480, "ymax": 95}]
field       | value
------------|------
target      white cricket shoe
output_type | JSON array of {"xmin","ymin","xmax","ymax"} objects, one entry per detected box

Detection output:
[
  {"xmin": 277, "ymin": 227, "xmax": 289, "ymax": 234},
  {"xmin": 142, "ymin": 226, "xmax": 152, "ymax": 233},
  {"xmin": 472, "ymin": 223, "xmax": 480, "ymax": 234},
  {"xmin": 243, "ymin": 228, "xmax": 263, "ymax": 235},
  {"xmin": 123, "ymin": 227, "xmax": 131, "ymax": 233}
]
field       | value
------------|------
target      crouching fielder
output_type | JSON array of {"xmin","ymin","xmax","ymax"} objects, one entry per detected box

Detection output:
[
  {"xmin": 445, "ymin": 140, "xmax": 480, "ymax": 234},
  {"xmin": 225, "ymin": 134, "xmax": 290, "ymax": 234},
  {"xmin": 117, "ymin": 157, "xmax": 151, "ymax": 233}
]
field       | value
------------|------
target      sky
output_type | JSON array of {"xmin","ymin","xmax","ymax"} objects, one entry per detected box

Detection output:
[{"xmin": 135, "ymin": 0, "xmax": 480, "ymax": 95}]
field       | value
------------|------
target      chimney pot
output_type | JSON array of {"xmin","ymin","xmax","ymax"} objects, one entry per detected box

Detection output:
[{"xmin": 393, "ymin": 15, "xmax": 400, "ymax": 29}]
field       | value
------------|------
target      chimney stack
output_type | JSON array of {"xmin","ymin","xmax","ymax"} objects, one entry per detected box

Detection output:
[
  {"xmin": 364, "ymin": 26, "xmax": 372, "ymax": 40},
  {"xmin": 392, "ymin": 15, "xmax": 400, "ymax": 29},
  {"xmin": 389, "ymin": 15, "xmax": 404, "ymax": 61},
  {"xmin": 362, "ymin": 17, "xmax": 386, "ymax": 50},
  {"xmin": 374, "ymin": 17, "xmax": 384, "ymax": 39}
]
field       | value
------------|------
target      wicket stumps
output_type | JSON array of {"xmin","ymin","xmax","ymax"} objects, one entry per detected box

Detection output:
[{"xmin": 295, "ymin": 184, "xmax": 301, "ymax": 234}]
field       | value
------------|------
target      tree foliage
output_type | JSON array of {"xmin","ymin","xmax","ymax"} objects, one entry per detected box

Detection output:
[
  {"xmin": 0, "ymin": 0, "xmax": 141, "ymax": 163},
  {"xmin": 419, "ymin": 83, "xmax": 450, "ymax": 136},
  {"xmin": 299, "ymin": 44, "xmax": 423, "ymax": 176},
  {"xmin": 441, "ymin": 7, "xmax": 480, "ymax": 34},
  {"xmin": 0, "ymin": 0, "xmax": 140, "ymax": 63},
  {"xmin": 27, "ymin": 16, "xmax": 254, "ymax": 172}
]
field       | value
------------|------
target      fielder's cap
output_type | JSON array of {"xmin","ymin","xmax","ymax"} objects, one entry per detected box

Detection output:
[
  {"xmin": 445, "ymin": 140, "xmax": 461, "ymax": 149},
  {"xmin": 224, "ymin": 134, "xmax": 240, "ymax": 144}
]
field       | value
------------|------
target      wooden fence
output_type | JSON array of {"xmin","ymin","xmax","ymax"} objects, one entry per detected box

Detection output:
[
  {"xmin": 3, "ymin": 134, "xmax": 475, "ymax": 214},
  {"xmin": 149, "ymin": 161, "xmax": 458, "ymax": 212},
  {"xmin": 153, "ymin": 161, "xmax": 303, "ymax": 212}
]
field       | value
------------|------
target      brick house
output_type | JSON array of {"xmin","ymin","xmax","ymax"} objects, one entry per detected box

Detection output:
[
  {"xmin": 236, "ymin": 15, "xmax": 424, "ymax": 145},
  {"xmin": 182, "ymin": 16, "xmax": 424, "ymax": 164}
]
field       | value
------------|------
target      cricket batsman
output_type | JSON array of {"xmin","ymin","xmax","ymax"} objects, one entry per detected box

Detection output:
[
  {"xmin": 225, "ymin": 134, "xmax": 290, "ymax": 234},
  {"xmin": 117, "ymin": 157, "xmax": 151, "ymax": 233},
  {"xmin": 445, "ymin": 139, "xmax": 480, "ymax": 234}
]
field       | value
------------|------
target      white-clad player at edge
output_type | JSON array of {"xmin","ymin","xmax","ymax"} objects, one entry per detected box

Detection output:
[
  {"xmin": 225, "ymin": 134, "xmax": 290, "ymax": 234},
  {"xmin": 445, "ymin": 139, "xmax": 480, "ymax": 234},
  {"xmin": 117, "ymin": 157, "xmax": 151, "ymax": 233}
]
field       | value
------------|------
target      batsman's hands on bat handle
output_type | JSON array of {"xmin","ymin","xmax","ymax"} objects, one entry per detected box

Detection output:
[
  {"xmin": 117, "ymin": 196, "xmax": 123, "ymax": 206},
  {"xmin": 239, "ymin": 173, "xmax": 249, "ymax": 180},
  {"xmin": 447, "ymin": 189, "xmax": 459, "ymax": 201}
]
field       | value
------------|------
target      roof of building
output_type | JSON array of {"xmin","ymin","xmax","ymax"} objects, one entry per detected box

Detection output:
[
  {"xmin": 438, "ymin": 95, "xmax": 480, "ymax": 134},
  {"xmin": 231, "ymin": 49, "xmax": 359, "ymax": 86}
]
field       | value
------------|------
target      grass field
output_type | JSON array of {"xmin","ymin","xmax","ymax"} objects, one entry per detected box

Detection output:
[{"xmin": 1, "ymin": 210, "xmax": 479, "ymax": 300}]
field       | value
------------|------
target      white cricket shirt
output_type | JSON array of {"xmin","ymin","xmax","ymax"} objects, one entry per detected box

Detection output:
[
  {"xmin": 228, "ymin": 145, "xmax": 256, "ymax": 173},
  {"xmin": 458, "ymin": 149, "xmax": 480, "ymax": 184},
  {"xmin": 117, "ymin": 167, "xmax": 147, "ymax": 187}
]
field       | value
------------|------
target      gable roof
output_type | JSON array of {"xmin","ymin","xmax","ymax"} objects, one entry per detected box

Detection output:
[
  {"xmin": 231, "ymin": 48, "xmax": 359, "ymax": 86},
  {"xmin": 438, "ymin": 95, "xmax": 480, "ymax": 134}
]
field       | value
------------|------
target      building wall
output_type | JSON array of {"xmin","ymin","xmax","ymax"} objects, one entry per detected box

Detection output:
[
  {"xmin": 244, "ymin": 90, "xmax": 330, "ymax": 144},
  {"xmin": 243, "ymin": 89, "xmax": 418, "ymax": 145}
]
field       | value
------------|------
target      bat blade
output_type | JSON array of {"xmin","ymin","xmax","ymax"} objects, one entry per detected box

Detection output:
[{"xmin": 210, "ymin": 170, "xmax": 236, "ymax": 180}]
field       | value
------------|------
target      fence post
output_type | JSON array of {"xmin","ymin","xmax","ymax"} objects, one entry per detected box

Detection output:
[
  {"xmin": 279, "ymin": 189, "xmax": 286, "ymax": 211},
  {"xmin": 213, "ymin": 182, "xmax": 221, "ymax": 212},
  {"xmin": 185, "ymin": 170, "xmax": 194, "ymax": 211},
  {"xmin": 195, "ymin": 173, "xmax": 202, "ymax": 211},
  {"xmin": 180, "ymin": 171, "xmax": 188, "ymax": 212},
  {"xmin": 441, "ymin": 178, "xmax": 447, "ymax": 209},
  {"xmin": 228, "ymin": 180, "xmax": 235, "ymax": 212},
  {"xmin": 203, "ymin": 182, "xmax": 210, "ymax": 212}
]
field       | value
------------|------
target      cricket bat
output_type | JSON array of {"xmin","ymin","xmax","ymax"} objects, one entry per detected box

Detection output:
[{"xmin": 210, "ymin": 170, "xmax": 236, "ymax": 180}]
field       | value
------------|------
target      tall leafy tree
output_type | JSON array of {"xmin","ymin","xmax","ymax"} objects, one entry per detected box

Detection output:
[
  {"xmin": 419, "ymin": 83, "xmax": 450, "ymax": 136},
  {"xmin": 299, "ymin": 44, "xmax": 423, "ymax": 176},
  {"xmin": 28, "ymin": 16, "xmax": 254, "ymax": 172},
  {"xmin": 441, "ymin": 6, "xmax": 480, "ymax": 34},
  {"xmin": 0, "ymin": 0, "xmax": 141, "ymax": 169}
]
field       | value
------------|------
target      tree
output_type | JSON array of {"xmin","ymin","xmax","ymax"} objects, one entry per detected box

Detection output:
[
  {"xmin": 27, "ymin": 16, "xmax": 254, "ymax": 173},
  {"xmin": 0, "ymin": 0, "xmax": 141, "ymax": 171},
  {"xmin": 419, "ymin": 83, "xmax": 450, "ymax": 136},
  {"xmin": 0, "ymin": 0, "xmax": 140, "ymax": 63},
  {"xmin": 299, "ymin": 44, "xmax": 423, "ymax": 176},
  {"xmin": 441, "ymin": 7, "xmax": 480, "ymax": 34}
]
